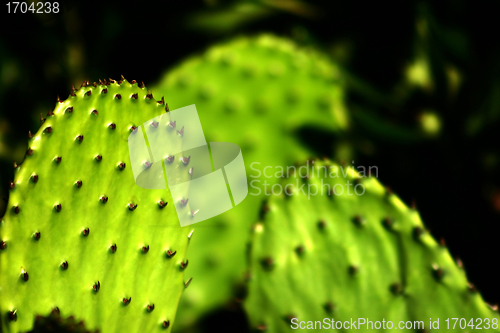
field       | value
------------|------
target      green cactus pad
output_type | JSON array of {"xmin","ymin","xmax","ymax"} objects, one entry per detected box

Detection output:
[
  {"xmin": 0, "ymin": 78, "xmax": 193, "ymax": 333},
  {"xmin": 244, "ymin": 159, "xmax": 500, "ymax": 332},
  {"xmin": 153, "ymin": 34, "xmax": 349, "ymax": 329}
]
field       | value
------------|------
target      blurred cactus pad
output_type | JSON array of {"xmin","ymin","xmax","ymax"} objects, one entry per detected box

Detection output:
[
  {"xmin": 153, "ymin": 34, "xmax": 349, "ymax": 330},
  {"xmin": 0, "ymin": 79, "xmax": 193, "ymax": 333},
  {"xmin": 245, "ymin": 159, "xmax": 500, "ymax": 332}
]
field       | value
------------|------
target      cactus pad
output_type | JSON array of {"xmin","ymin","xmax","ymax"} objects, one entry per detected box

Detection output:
[
  {"xmin": 0, "ymin": 79, "xmax": 193, "ymax": 333},
  {"xmin": 244, "ymin": 159, "xmax": 500, "ymax": 332}
]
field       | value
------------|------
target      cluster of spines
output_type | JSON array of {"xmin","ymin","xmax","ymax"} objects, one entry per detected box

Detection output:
[
  {"xmin": 255, "ymin": 184, "xmax": 458, "ymax": 286},
  {"xmin": 10, "ymin": 75, "xmax": 197, "ymax": 220},
  {"xmin": 6, "ymin": 163, "xmax": 172, "ymax": 216},
  {"xmin": 3, "ymin": 209, "xmax": 188, "ymax": 318},
  {"xmin": 6, "ymin": 75, "xmax": 175, "ymax": 217}
]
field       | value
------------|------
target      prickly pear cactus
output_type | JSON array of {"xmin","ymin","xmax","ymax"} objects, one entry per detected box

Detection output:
[
  {"xmin": 153, "ymin": 34, "xmax": 349, "ymax": 329},
  {"xmin": 0, "ymin": 78, "xmax": 194, "ymax": 333},
  {"xmin": 245, "ymin": 159, "xmax": 500, "ymax": 332}
]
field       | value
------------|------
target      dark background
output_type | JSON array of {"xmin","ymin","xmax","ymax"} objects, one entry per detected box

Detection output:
[{"xmin": 1, "ymin": 0, "xmax": 499, "ymax": 326}]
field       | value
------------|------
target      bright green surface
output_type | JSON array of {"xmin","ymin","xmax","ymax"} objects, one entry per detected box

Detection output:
[
  {"xmin": 244, "ymin": 160, "xmax": 500, "ymax": 332},
  {"xmin": 0, "ymin": 80, "xmax": 193, "ymax": 333},
  {"xmin": 153, "ymin": 34, "xmax": 349, "ymax": 330}
]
